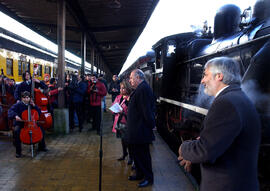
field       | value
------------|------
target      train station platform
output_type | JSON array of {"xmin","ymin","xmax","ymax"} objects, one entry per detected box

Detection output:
[{"xmin": 0, "ymin": 100, "xmax": 195, "ymax": 191}]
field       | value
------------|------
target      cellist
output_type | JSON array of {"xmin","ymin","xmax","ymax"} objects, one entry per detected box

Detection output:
[
  {"xmin": 14, "ymin": 71, "xmax": 48, "ymax": 102},
  {"xmin": 8, "ymin": 91, "xmax": 48, "ymax": 158}
]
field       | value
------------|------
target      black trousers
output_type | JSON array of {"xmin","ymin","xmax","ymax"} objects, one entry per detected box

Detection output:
[
  {"xmin": 90, "ymin": 105, "xmax": 101, "ymax": 133},
  {"xmin": 129, "ymin": 143, "xmax": 153, "ymax": 181},
  {"xmin": 69, "ymin": 102, "xmax": 83, "ymax": 130},
  {"xmin": 14, "ymin": 125, "xmax": 46, "ymax": 155},
  {"xmin": 121, "ymin": 139, "xmax": 128, "ymax": 157}
]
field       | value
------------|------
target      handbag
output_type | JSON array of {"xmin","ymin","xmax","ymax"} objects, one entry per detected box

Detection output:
[
  {"xmin": 115, "ymin": 122, "xmax": 127, "ymax": 131},
  {"xmin": 115, "ymin": 112, "xmax": 127, "ymax": 138}
]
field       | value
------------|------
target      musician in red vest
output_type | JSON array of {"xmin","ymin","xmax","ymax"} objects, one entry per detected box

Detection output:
[{"xmin": 8, "ymin": 91, "xmax": 48, "ymax": 158}]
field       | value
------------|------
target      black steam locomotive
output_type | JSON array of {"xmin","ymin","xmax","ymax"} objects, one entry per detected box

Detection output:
[{"xmin": 121, "ymin": 0, "xmax": 270, "ymax": 188}]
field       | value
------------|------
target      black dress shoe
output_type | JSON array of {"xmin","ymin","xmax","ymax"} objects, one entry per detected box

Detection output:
[
  {"xmin": 128, "ymin": 175, "xmax": 144, "ymax": 181},
  {"xmin": 138, "ymin": 179, "xmax": 153, "ymax": 187},
  {"xmin": 127, "ymin": 158, "xmax": 133, "ymax": 165},
  {"xmin": 131, "ymin": 163, "xmax": 136, "ymax": 170},
  {"xmin": 117, "ymin": 155, "xmax": 127, "ymax": 161},
  {"xmin": 38, "ymin": 147, "xmax": 48, "ymax": 152},
  {"xmin": 16, "ymin": 153, "xmax": 22, "ymax": 158}
]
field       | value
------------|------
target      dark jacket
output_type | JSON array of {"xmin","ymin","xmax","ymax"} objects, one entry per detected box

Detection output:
[
  {"xmin": 6, "ymin": 84, "xmax": 16, "ymax": 97},
  {"xmin": 8, "ymin": 101, "xmax": 41, "ymax": 127},
  {"xmin": 99, "ymin": 78, "xmax": 108, "ymax": 91},
  {"xmin": 68, "ymin": 80, "xmax": 87, "ymax": 103},
  {"xmin": 126, "ymin": 81, "xmax": 155, "ymax": 144},
  {"xmin": 14, "ymin": 80, "xmax": 47, "ymax": 101},
  {"xmin": 108, "ymin": 80, "xmax": 120, "ymax": 102},
  {"xmin": 181, "ymin": 84, "xmax": 261, "ymax": 191}
]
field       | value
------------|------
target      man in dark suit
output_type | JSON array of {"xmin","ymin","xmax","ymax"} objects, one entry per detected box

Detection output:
[
  {"xmin": 68, "ymin": 73, "xmax": 87, "ymax": 132},
  {"xmin": 127, "ymin": 69, "xmax": 155, "ymax": 188},
  {"xmin": 178, "ymin": 57, "xmax": 261, "ymax": 191},
  {"xmin": 108, "ymin": 74, "xmax": 120, "ymax": 103}
]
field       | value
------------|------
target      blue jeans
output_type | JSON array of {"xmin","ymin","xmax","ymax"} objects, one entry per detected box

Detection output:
[{"xmin": 102, "ymin": 96, "xmax": 106, "ymax": 111}]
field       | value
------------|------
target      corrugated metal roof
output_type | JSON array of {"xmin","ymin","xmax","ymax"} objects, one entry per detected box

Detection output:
[{"xmin": 0, "ymin": 0, "xmax": 159, "ymax": 75}]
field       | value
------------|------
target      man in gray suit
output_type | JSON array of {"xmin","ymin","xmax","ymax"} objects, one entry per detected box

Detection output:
[{"xmin": 178, "ymin": 57, "xmax": 261, "ymax": 191}]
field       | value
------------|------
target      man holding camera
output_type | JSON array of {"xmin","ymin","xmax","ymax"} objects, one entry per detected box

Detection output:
[{"xmin": 87, "ymin": 74, "xmax": 107, "ymax": 134}]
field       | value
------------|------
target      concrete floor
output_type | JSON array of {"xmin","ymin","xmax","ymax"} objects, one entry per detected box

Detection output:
[{"xmin": 0, "ymin": 99, "xmax": 195, "ymax": 191}]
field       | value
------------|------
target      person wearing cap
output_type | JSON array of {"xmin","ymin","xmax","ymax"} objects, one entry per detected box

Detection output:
[
  {"xmin": 43, "ymin": 74, "xmax": 50, "ymax": 86},
  {"xmin": 8, "ymin": 91, "xmax": 48, "ymax": 158}
]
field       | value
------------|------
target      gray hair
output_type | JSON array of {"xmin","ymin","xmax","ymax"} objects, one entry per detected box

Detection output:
[
  {"xmin": 205, "ymin": 57, "xmax": 241, "ymax": 85},
  {"xmin": 133, "ymin": 69, "xmax": 145, "ymax": 80}
]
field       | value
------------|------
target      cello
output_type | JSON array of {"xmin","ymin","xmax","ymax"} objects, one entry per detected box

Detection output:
[
  {"xmin": 20, "ymin": 103, "xmax": 43, "ymax": 145},
  {"xmin": 0, "ymin": 69, "xmax": 16, "ymax": 131},
  {"xmin": 19, "ymin": 67, "xmax": 43, "ymax": 157},
  {"xmin": 35, "ymin": 88, "xmax": 53, "ymax": 130},
  {"xmin": 32, "ymin": 65, "xmax": 52, "ymax": 130}
]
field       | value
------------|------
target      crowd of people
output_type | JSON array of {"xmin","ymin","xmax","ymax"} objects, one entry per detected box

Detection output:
[
  {"xmin": 0, "ymin": 72, "xmax": 111, "ymax": 157},
  {"xmin": 0, "ymin": 56, "xmax": 262, "ymax": 190}
]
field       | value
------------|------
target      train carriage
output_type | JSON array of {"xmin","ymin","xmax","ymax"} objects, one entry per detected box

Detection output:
[{"xmin": 0, "ymin": 26, "xmax": 92, "ymax": 82}]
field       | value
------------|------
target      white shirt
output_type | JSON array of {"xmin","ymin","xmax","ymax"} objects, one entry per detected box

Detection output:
[{"xmin": 215, "ymin": 85, "xmax": 229, "ymax": 98}]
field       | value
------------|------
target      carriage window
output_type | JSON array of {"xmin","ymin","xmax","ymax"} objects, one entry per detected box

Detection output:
[
  {"xmin": 22, "ymin": 62, "xmax": 30, "ymax": 73},
  {"xmin": 18, "ymin": 60, "xmax": 22, "ymax": 75},
  {"xmin": 166, "ymin": 40, "xmax": 176, "ymax": 57},
  {"xmin": 6, "ymin": 58, "xmax": 13, "ymax": 76},
  {"xmin": 53, "ymin": 67, "xmax": 57, "ymax": 76},
  {"xmin": 45, "ymin": 66, "xmax": 51, "ymax": 75},
  {"xmin": 37, "ymin": 64, "xmax": 42, "ymax": 76}
]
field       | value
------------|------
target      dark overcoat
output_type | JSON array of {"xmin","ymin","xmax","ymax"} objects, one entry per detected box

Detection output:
[
  {"xmin": 181, "ymin": 84, "xmax": 261, "ymax": 191},
  {"xmin": 126, "ymin": 81, "xmax": 155, "ymax": 144},
  {"xmin": 68, "ymin": 80, "xmax": 87, "ymax": 103},
  {"xmin": 108, "ymin": 81, "xmax": 120, "ymax": 102}
]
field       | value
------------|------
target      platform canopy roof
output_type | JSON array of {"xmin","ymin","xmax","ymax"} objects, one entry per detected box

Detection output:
[{"xmin": 0, "ymin": 0, "xmax": 159, "ymax": 75}]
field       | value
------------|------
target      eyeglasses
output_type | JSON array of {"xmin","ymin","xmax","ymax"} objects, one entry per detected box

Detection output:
[{"xmin": 22, "ymin": 96, "xmax": 30, "ymax": 99}]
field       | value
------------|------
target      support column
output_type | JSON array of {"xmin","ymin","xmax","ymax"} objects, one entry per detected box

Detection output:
[
  {"xmin": 91, "ymin": 48, "xmax": 95, "ymax": 74},
  {"xmin": 55, "ymin": 0, "xmax": 69, "ymax": 134},
  {"xmin": 97, "ymin": 55, "xmax": 100, "ymax": 75},
  {"xmin": 101, "ymin": 60, "xmax": 104, "ymax": 74},
  {"xmin": 57, "ymin": 0, "xmax": 66, "ymax": 109},
  {"xmin": 81, "ymin": 32, "xmax": 86, "ymax": 76}
]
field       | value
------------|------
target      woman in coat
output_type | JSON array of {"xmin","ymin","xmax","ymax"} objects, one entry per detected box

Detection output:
[{"xmin": 111, "ymin": 80, "xmax": 133, "ymax": 163}]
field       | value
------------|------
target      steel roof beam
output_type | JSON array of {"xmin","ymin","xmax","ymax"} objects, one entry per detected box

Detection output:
[
  {"xmin": 65, "ymin": 0, "xmax": 112, "ymax": 72},
  {"xmin": 29, "ymin": 22, "xmax": 142, "ymax": 32}
]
